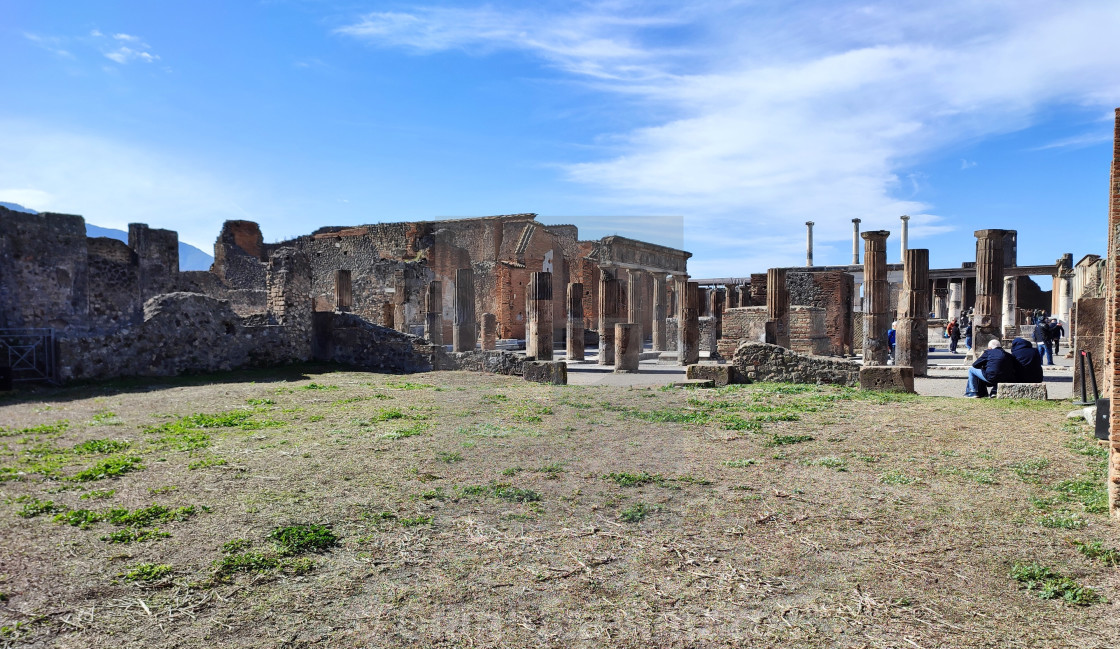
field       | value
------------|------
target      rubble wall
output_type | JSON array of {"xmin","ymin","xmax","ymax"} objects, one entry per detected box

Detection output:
[{"xmin": 732, "ymin": 342, "xmax": 860, "ymax": 387}]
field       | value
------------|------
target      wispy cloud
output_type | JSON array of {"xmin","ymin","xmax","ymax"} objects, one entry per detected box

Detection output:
[
  {"xmin": 24, "ymin": 33, "xmax": 73, "ymax": 59},
  {"xmin": 336, "ymin": 0, "xmax": 1120, "ymax": 267},
  {"xmin": 96, "ymin": 31, "xmax": 160, "ymax": 64},
  {"xmin": 1030, "ymin": 131, "xmax": 1113, "ymax": 151},
  {"xmin": 960, "ymin": 159, "xmax": 978, "ymax": 170}
]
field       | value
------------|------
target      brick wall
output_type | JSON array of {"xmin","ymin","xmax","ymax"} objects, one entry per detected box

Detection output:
[
  {"xmin": 789, "ymin": 305, "xmax": 829, "ymax": 356},
  {"xmin": 787, "ymin": 271, "xmax": 854, "ymax": 354}
]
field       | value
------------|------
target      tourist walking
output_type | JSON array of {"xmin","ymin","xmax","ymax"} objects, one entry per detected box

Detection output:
[
  {"xmin": 1048, "ymin": 318, "xmax": 1065, "ymax": 356},
  {"xmin": 948, "ymin": 319, "xmax": 960, "ymax": 353},
  {"xmin": 887, "ymin": 323, "xmax": 897, "ymax": 363},
  {"xmin": 963, "ymin": 321, "xmax": 973, "ymax": 351},
  {"xmin": 1033, "ymin": 318, "xmax": 1052, "ymax": 365}
]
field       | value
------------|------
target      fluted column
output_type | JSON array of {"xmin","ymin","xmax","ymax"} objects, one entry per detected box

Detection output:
[
  {"xmin": 896, "ymin": 248, "xmax": 929, "ymax": 375},
  {"xmin": 627, "ymin": 269, "xmax": 643, "ymax": 347},
  {"xmin": 974, "ymin": 229, "xmax": 1007, "ymax": 351},
  {"xmin": 862, "ymin": 230, "xmax": 890, "ymax": 365},
  {"xmin": 1002, "ymin": 276, "xmax": 1017, "ymax": 335},
  {"xmin": 805, "ymin": 221, "xmax": 815, "ymax": 267},
  {"xmin": 766, "ymin": 268, "xmax": 789, "ymax": 348},
  {"xmin": 900, "ymin": 215, "xmax": 910, "ymax": 261},
  {"xmin": 566, "ymin": 282, "xmax": 584, "ymax": 361},
  {"xmin": 651, "ymin": 273, "xmax": 668, "ymax": 351},
  {"xmin": 598, "ymin": 271, "xmax": 621, "ymax": 365},
  {"xmin": 948, "ymin": 280, "xmax": 963, "ymax": 322},
  {"xmin": 526, "ymin": 271, "xmax": 553, "ymax": 361},
  {"xmin": 615, "ymin": 323, "xmax": 640, "ymax": 373},
  {"xmin": 678, "ymin": 280, "xmax": 700, "ymax": 365},
  {"xmin": 452, "ymin": 268, "xmax": 476, "ymax": 352},
  {"xmin": 424, "ymin": 281, "xmax": 443, "ymax": 345},
  {"xmin": 851, "ymin": 218, "xmax": 861, "ymax": 265},
  {"xmin": 1059, "ymin": 273, "xmax": 1073, "ymax": 329}
]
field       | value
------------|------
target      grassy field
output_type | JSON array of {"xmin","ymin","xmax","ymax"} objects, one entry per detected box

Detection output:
[{"xmin": 1, "ymin": 365, "xmax": 1118, "ymax": 648}]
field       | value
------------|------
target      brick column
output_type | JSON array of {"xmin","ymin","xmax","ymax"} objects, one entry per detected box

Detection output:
[
  {"xmin": 1002, "ymin": 276, "xmax": 1018, "ymax": 335},
  {"xmin": 678, "ymin": 280, "xmax": 700, "ymax": 365},
  {"xmin": 766, "ymin": 268, "xmax": 789, "ymax": 348},
  {"xmin": 627, "ymin": 269, "xmax": 643, "ymax": 347},
  {"xmin": 526, "ymin": 271, "xmax": 553, "ymax": 361},
  {"xmin": 424, "ymin": 281, "xmax": 443, "ymax": 345},
  {"xmin": 651, "ymin": 273, "xmax": 668, "ymax": 351},
  {"xmin": 861, "ymin": 230, "xmax": 890, "ymax": 365},
  {"xmin": 452, "ymin": 268, "xmax": 476, "ymax": 352},
  {"xmin": 973, "ymin": 229, "xmax": 1007, "ymax": 351},
  {"xmin": 598, "ymin": 272, "xmax": 621, "ymax": 365},
  {"xmin": 614, "ymin": 323, "xmax": 640, "ymax": 373},
  {"xmin": 896, "ymin": 248, "xmax": 929, "ymax": 376},
  {"xmin": 566, "ymin": 282, "xmax": 584, "ymax": 361},
  {"xmin": 481, "ymin": 313, "xmax": 497, "ymax": 351}
]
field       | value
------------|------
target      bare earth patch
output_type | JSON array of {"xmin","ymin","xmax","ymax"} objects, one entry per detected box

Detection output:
[{"xmin": 1, "ymin": 365, "xmax": 1118, "ymax": 647}]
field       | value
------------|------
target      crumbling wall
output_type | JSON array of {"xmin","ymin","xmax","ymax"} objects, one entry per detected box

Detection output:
[
  {"xmin": 177, "ymin": 270, "xmax": 267, "ymax": 316},
  {"xmin": 129, "ymin": 223, "xmax": 179, "ymax": 301},
  {"xmin": 717, "ymin": 307, "xmax": 768, "ymax": 358},
  {"xmin": 732, "ymin": 342, "xmax": 859, "ymax": 387},
  {"xmin": 0, "ymin": 208, "xmax": 89, "ymax": 330},
  {"xmin": 789, "ymin": 306, "xmax": 829, "ymax": 356},
  {"xmin": 212, "ymin": 220, "xmax": 268, "ymax": 289},
  {"xmin": 311, "ymin": 312, "xmax": 439, "ymax": 373},
  {"xmin": 788, "ymin": 271, "xmax": 854, "ymax": 354},
  {"xmin": 86, "ymin": 237, "xmax": 141, "ymax": 331}
]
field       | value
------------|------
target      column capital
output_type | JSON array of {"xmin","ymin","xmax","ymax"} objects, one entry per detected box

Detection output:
[
  {"xmin": 974, "ymin": 228, "xmax": 1008, "ymax": 240},
  {"xmin": 852, "ymin": 218, "xmax": 861, "ymax": 224},
  {"xmin": 900, "ymin": 214, "xmax": 911, "ymax": 221},
  {"xmin": 861, "ymin": 230, "xmax": 890, "ymax": 242}
]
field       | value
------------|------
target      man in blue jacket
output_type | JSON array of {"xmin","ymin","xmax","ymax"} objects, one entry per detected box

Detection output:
[
  {"xmin": 1032, "ymin": 318, "xmax": 1052, "ymax": 365},
  {"xmin": 1009, "ymin": 337, "xmax": 1044, "ymax": 383},
  {"xmin": 966, "ymin": 339, "xmax": 1016, "ymax": 397}
]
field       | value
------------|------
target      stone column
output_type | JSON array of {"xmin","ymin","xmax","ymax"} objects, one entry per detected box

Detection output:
[
  {"xmin": 452, "ymin": 268, "xmax": 476, "ymax": 353},
  {"xmin": 1059, "ymin": 273, "xmax": 1073, "ymax": 329},
  {"xmin": 381, "ymin": 301, "xmax": 394, "ymax": 329},
  {"xmin": 598, "ymin": 273, "xmax": 621, "ymax": 365},
  {"xmin": 948, "ymin": 280, "xmax": 963, "ymax": 322},
  {"xmin": 614, "ymin": 323, "xmax": 640, "ymax": 373},
  {"xmin": 900, "ymin": 215, "xmax": 910, "ymax": 261},
  {"xmin": 1002, "ymin": 276, "xmax": 1018, "ymax": 335},
  {"xmin": 566, "ymin": 282, "xmax": 584, "ymax": 361},
  {"xmin": 678, "ymin": 280, "xmax": 700, "ymax": 365},
  {"xmin": 698, "ymin": 287, "xmax": 710, "ymax": 317},
  {"xmin": 933, "ymin": 287, "xmax": 948, "ymax": 320},
  {"xmin": 710, "ymin": 287, "xmax": 724, "ymax": 340},
  {"xmin": 805, "ymin": 221, "xmax": 815, "ymax": 267},
  {"xmin": 526, "ymin": 271, "xmax": 553, "ymax": 361},
  {"xmin": 862, "ymin": 230, "xmax": 890, "ymax": 365},
  {"xmin": 651, "ymin": 273, "xmax": 668, "ymax": 351},
  {"xmin": 393, "ymin": 270, "xmax": 408, "ymax": 334},
  {"xmin": 851, "ymin": 218, "xmax": 861, "ymax": 265},
  {"xmin": 627, "ymin": 269, "xmax": 643, "ymax": 347},
  {"xmin": 896, "ymin": 248, "xmax": 929, "ymax": 376},
  {"xmin": 766, "ymin": 268, "xmax": 789, "ymax": 348},
  {"xmin": 424, "ymin": 281, "xmax": 443, "ymax": 345},
  {"xmin": 726, "ymin": 284, "xmax": 740, "ymax": 309},
  {"xmin": 973, "ymin": 229, "xmax": 1007, "ymax": 351},
  {"xmin": 481, "ymin": 313, "xmax": 497, "ymax": 351}
]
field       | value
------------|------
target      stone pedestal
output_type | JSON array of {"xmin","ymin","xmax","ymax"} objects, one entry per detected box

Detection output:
[
  {"xmin": 614, "ymin": 323, "xmax": 640, "ymax": 373},
  {"xmin": 453, "ymin": 268, "xmax": 476, "ymax": 353},
  {"xmin": 481, "ymin": 313, "xmax": 497, "ymax": 351},
  {"xmin": 861, "ymin": 231, "xmax": 890, "ymax": 365},
  {"xmin": 598, "ymin": 275, "xmax": 621, "ymax": 365},
  {"xmin": 973, "ymin": 229, "xmax": 1007, "ymax": 351},
  {"xmin": 859, "ymin": 366, "xmax": 915, "ymax": 393},
  {"xmin": 526, "ymin": 271, "xmax": 553, "ymax": 361},
  {"xmin": 896, "ymin": 248, "xmax": 929, "ymax": 376},
  {"xmin": 766, "ymin": 268, "xmax": 789, "ymax": 348},
  {"xmin": 651, "ymin": 273, "xmax": 668, "ymax": 351},
  {"xmin": 523, "ymin": 361, "xmax": 567, "ymax": 385},
  {"xmin": 678, "ymin": 280, "xmax": 700, "ymax": 366},
  {"xmin": 424, "ymin": 281, "xmax": 442, "ymax": 345},
  {"xmin": 566, "ymin": 282, "xmax": 584, "ymax": 361}
]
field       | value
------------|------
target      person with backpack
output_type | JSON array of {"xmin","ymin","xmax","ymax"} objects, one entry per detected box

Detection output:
[
  {"xmin": 948, "ymin": 319, "xmax": 960, "ymax": 353},
  {"xmin": 966, "ymin": 339, "xmax": 1016, "ymax": 397},
  {"xmin": 1048, "ymin": 318, "xmax": 1065, "ymax": 356},
  {"xmin": 1032, "ymin": 318, "xmax": 1052, "ymax": 365}
]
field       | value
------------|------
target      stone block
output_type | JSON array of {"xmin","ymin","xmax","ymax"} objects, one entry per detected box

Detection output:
[
  {"xmin": 671, "ymin": 379, "xmax": 714, "ymax": 388},
  {"xmin": 523, "ymin": 361, "xmax": 567, "ymax": 385},
  {"xmin": 686, "ymin": 364, "xmax": 742, "ymax": 387},
  {"xmin": 859, "ymin": 366, "xmax": 915, "ymax": 393},
  {"xmin": 995, "ymin": 383, "xmax": 1048, "ymax": 400}
]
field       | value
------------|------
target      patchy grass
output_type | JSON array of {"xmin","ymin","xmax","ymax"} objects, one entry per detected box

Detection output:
[
  {"xmin": 122, "ymin": 563, "xmax": 173, "ymax": 582},
  {"xmin": 269, "ymin": 524, "xmax": 338, "ymax": 555},
  {"xmin": 70, "ymin": 456, "xmax": 144, "ymax": 482},
  {"xmin": 1009, "ymin": 562, "xmax": 1102, "ymax": 605},
  {"xmin": 620, "ymin": 502, "xmax": 655, "ymax": 523}
]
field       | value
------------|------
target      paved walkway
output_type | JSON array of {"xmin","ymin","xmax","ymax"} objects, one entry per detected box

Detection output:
[{"xmin": 558, "ymin": 342, "xmax": 1077, "ymax": 399}]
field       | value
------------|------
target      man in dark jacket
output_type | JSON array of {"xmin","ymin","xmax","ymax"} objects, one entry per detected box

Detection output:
[
  {"xmin": 966, "ymin": 339, "xmax": 1016, "ymax": 397},
  {"xmin": 1033, "ymin": 318, "xmax": 1052, "ymax": 365},
  {"xmin": 948, "ymin": 320, "xmax": 960, "ymax": 353},
  {"xmin": 1009, "ymin": 337, "xmax": 1044, "ymax": 383},
  {"xmin": 1048, "ymin": 318, "xmax": 1065, "ymax": 356}
]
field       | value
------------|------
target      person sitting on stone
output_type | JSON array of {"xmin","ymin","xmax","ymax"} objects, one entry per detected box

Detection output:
[
  {"xmin": 1009, "ymin": 337, "xmax": 1044, "ymax": 383},
  {"xmin": 965, "ymin": 339, "xmax": 1015, "ymax": 398}
]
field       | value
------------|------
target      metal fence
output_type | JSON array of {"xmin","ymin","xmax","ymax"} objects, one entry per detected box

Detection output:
[{"xmin": 0, "ymin": 328, "xmax": 57, "ymax": 384}]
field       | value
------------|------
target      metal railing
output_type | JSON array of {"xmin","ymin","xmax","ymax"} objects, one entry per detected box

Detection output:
[{"xmin": 0, "ymin": 328, "xmax": 57, "ymax": 384}]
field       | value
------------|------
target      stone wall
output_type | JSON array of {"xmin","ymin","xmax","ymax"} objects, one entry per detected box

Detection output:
[
  {"xmin": 1073, "ymin": 297, "xmax": 1105, "ymax": 399},
  {"xmin": 789, "ymin": 305, "xmax": 829, "ymax": 356},
  {"xmin": 441, "ymin": 350, "xmax": 527, "ymax": 375},
  {"xmin": 732, "ymin": 342, "xmax": 860, "ymax": 387},
  {"xmin": 86, "ymin": 237, "xmax": 141, "ymax": 331},
  {"xmin": 717, "ymin": 307, "xmax": 768, "ymax": 358},
  {"xmin": 129, "ymin": 223, "xmax": 179, "ymax": 302},
  {"xmin": 788, "ymin": 271, "xmax": 854, "ymax": 354},
  {"xmin": 310, "ymin": 312, "xmax": 439, "ymax": 373},
  {"xmin": 0, "ymin": 208, "xmax": 89, "ymax": 330}
]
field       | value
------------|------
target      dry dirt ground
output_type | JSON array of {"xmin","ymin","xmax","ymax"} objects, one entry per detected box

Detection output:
[{"xmin": 1, "ymin": 365, "xmax": 1118, "ymax": 648}]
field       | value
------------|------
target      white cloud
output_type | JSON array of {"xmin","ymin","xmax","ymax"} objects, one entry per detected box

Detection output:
[
  {"xmin": 104, "ymin": 46, "xmax": 160, "ymax": 64},
  {"xmin": 112, "ymin": 33, "xmax": 140, "ymax": 42},
  {"xmin": 336, "ymin": 0, "xmax": 1120, "ymax": 268},
  {"xmin": 24, "ymin": 33, "xmax": 73, "ymax": 58},
  {"xmin": 960, "ymin": 159, "xmax": 978, "ymax": 170},
  {"xmin": 0, "ymin": 121, "xmax": 262, "ymax": 250}
]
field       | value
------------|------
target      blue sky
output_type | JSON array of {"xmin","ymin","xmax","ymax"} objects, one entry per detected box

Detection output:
[{"xmin": 1, "ymin": 0, "xmax": 1118, "ymax": 277}]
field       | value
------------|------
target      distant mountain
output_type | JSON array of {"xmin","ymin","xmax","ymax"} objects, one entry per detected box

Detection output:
[
  {"xmin": 86, "ymin": 224, "xmax": 213, "ymax": 272},
  {"xmin": 0, "ymin": 201, "xmax": 38, "ymax": 214},
  {"xmin": 1, "ymin": 202, "xmax": 212, "ymax": 271}
]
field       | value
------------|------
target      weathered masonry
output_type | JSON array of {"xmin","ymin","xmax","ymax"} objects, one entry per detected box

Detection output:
[{"xmin": 0, "ymin": 208, "xmax": 690, "ymax": 383}]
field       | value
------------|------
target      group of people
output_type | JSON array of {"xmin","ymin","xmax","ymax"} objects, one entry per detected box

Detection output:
[
  {"xmin": 965, "ymin": 337, "xmax": 1043, "ymax": 398},
  {"xmin": 1030, "ymin": 316, "xmax": 1064, "ymax": 366},
  {"xmin": 945, "ymin": 317, "xmax": 971, "ymax": 354}
]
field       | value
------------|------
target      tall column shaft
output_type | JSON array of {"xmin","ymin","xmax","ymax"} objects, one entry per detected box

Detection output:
[
  {"xmin": 766, "ymin": 268, "xmax": 789, "ymax": 348},
  {"xmin": 900, "ymin": 215, "xmax": 911, "ymax": 261},
  {"xmin": 424, "ymin": 281, "xmax": 443, "ymax": 345},
  {"xmin": 896, "ymin": 248, "xmax": 929, "ymax": 375},
  {"xmin": 710, "ymin": 287, "xmax": 724, "ymax": 340},
  {"xmin": 526, "ymin": 271, "xmax": 554, "ymax": 361},
  {"xmin": 566, "ymin": 282, "xmax": 585, "ymax": 361},
  {"xmin": 973, "ymin": 229, "xmax": 1007, "ymax": 350},
  {"xmin": 806, "ymin": 221, "xmax": 815, "ymax": 267},
  {"xmin": 452, "ymin": 268, "xmax": 476, "ymax": 352},
  {"xmin": 598, "ymin": 274, "xmax": 621, "ymax": 365},
  {"xmin": 1002, "ymin": 276, "xmax": 1018, "ymax": 334},
  {"xmin": 851, "ymin": 219, "xmax": 861, "ymax": 265},
  {"xmin": 948, "ymin": 281, "xmax": 963, "ymax": 322},
  {"xmin": 726, "ymin": 284, "xmax": 740, "ymax": 309},
  {"xmin": 627, "ymin": 269, "xmax": 643, "ymax": 345},
  {"xmin": 678, "ymin": 280, "xmax": 700, "ymax": 365},
  {"xmin": 862, "ymin": 230, "xmax": 890, "ymax": 365},
  {"xmin": 481, "ymin": 313, "xmax": 497, "ymax": 350},
  {"xmin": 1059, "ymin": 274, "xmax": 1073, "ymax": 328},
  {"xmin": 614, "ymin": 323, "xmax": 640, "ymax": 373},
  {"xmin": 651, "ymin": 274, "xmax": 667, "ymax": 351}
]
